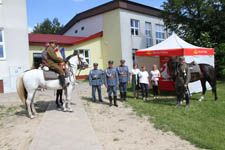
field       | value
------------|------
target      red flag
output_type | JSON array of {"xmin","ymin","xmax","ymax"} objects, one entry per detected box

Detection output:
[{"xmin": 54, "ymin": 46, "xmax": 59, "ymax": 52}]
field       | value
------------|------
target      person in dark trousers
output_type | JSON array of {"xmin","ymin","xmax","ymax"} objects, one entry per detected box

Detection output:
[
  {"xmin": 139, "ymin": 65, "xmax": 150, "ymax": 101},
  {"xmin": 89, "ymin": 63, "xmax": 103, "ymax": 102},
  {"xmin": 150, "ymin": 64, "xmax": 161, "ymax": 99},
  {"xmin": 116, "ymin": 59, "xmax": 129, "ymax": 101},
  {"xmin": 175, "ymin": 57, "xmax": 191, "ymax": 108},
  {"xmin": 46, "ymin": 40, "xmax": 66, "ymax": 88},
  {"xmin": 56, "ymin": 89, "xmax": 63, "ymax": 108},
  {"xmin": 104, "ymin": 60, "xmax": 119, "ymax": 107}
]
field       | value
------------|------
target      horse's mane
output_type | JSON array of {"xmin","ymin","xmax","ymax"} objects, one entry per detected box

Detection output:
[{"xmin": 65, "ymin": 54, "xmax": 76, "ymax": 62}]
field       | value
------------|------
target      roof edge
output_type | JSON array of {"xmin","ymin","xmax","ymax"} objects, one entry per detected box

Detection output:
[
  {"xmin": 73, "ymin": 31, "xmax": 103, "ymax": 45},
  {"xmin": 59, "ymin": 0, "xmax": 161, "ymax": 34}
]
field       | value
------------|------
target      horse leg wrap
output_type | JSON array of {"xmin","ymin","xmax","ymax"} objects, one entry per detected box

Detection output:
[{"xmin": 199, "ymin": 95, "xmax": 205, "ymax": 102}]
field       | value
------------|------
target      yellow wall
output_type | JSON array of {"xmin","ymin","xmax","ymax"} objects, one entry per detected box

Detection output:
[
  {"xmin": 29, "ymin": 37, "xmax": 103, "ymax": 76},
  {"xmin": 102, "ymin": 9, "xmax": 122, "ymax": 69}
]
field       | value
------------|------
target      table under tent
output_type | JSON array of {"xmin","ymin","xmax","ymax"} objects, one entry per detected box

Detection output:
[{"xmin": 135, "ymin": 33, "xmax": 214, "ymax": 94}]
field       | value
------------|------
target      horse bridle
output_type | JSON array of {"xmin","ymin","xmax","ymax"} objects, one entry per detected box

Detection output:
[{"xmin": 66, "ymin": 54, "xmax": 86, "ymax": 83}]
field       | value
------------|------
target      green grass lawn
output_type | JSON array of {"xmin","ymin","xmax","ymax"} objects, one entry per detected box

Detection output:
[{"xmin": 126, "ymin": 80, "xmax": 225, "ymax": 150}]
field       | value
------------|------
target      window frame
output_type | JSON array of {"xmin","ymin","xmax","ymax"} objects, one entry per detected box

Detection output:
[
  {"xmin": 0, "ymin": 28, "xmax": 6, "ymax": 60},
  {"xmin": 73, "ymin": 49, "xmax": 91, "ymax": 66},
  {"xmin": 130, "ymin": 19, "xmax": 140, "ymax": 36},
  {"xmin": 132, "ymin": 48, "xmax": 138, "ymax": 64},
  {"xmin": 145, "ymin": 22, "xmax": 153, "ymax": 48},
  {"xmin": 155, "ymin": 24, "xmax": 166, "ymax": 44}
]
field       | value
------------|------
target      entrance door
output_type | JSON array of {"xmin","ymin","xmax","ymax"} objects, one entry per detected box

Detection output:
[{"xmin": 33, "ymin": 53, "xmax": 42, "ymax": 69}]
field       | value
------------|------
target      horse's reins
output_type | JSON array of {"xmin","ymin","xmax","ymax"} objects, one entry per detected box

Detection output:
[{"xmin": 66, "ymin": 54, "xmax": 85, "ymax": 84}]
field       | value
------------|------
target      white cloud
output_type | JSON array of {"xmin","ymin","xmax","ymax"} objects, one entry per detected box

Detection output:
[{"xmin": 28, "ymin": 26, "xmax": 33, "ymax": 33}]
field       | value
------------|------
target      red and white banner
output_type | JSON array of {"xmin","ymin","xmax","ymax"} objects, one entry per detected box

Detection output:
[
  {"xmin": 159, "ymin": 56, "xmax": 175, "ymax": 91},
  {"xmin": 136, "ymin": 48, "xmax": 214, "ymax": 56}
]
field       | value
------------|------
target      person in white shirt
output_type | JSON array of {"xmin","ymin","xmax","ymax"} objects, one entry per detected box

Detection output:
[
  {"xmin": 139, "ymin": 65, "xmax": 150, "ymax": 101},
  {"xmin": 130, "ymin": 64, "xmax": 140, "ymax": 99},
  {"xmin": 150, "ymin": 64, "xmax": 161, "ymax": 99}
]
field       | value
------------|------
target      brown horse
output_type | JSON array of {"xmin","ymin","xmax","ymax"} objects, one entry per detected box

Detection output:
[{"xmin": 167, "ymin": 57, "xmax": 217, "ymax": 101}]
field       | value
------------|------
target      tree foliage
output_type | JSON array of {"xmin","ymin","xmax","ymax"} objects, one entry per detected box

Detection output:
[
  {"xmin": 161, "ymin": 0, "xmax": 225, "ymax": 77},
  {"xmin": 32, "ymin": 18, "xmax": 64, "ymax": 34}
]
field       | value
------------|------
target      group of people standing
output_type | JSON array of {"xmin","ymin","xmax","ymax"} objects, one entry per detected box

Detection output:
[
  {"xmin": 89, "ymin": 59, "xmax": 161, "ymax": 107},
  {"xmin": 130, "ymin": 64, "xmax": 160, "ymax": 101}
]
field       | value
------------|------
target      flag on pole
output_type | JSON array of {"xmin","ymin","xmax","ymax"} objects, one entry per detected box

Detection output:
[{"xmin": 60, "ymin": 48, "xmax": 66, "ymax": 60}]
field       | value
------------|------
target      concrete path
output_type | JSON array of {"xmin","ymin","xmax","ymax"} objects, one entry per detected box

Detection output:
[{"xmin": 29, "ymin": 89, "xmax": 103, "ymax": 150}]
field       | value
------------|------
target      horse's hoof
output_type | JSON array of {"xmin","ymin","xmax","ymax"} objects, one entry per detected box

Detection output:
[
  {"xmin": 30, "ymin": 115, "xmax": 35, "ymax": 119},
  {"xmin": 33, "ymin": 113, "xmax": 38, "ymax": 116},
  {"xmin": 67, "ymin": 108, "xmax": 73, "ymax": 112}
]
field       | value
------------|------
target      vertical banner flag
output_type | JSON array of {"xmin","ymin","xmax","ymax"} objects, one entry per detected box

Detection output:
[{"xmin": 60, "ymin": 48, "xmax": 66, "ymax": 60}]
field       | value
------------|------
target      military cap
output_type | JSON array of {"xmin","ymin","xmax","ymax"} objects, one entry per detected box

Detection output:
[
  {"xmin": 179, "ymin": 56, "xmax": 185, "ymax": 60},
  {"xmin": 108, "ymin": 60, "xmax": 114, "ymax": 64},
  {"xmin": 49, "ymin": 40, "xmax": 57, "ymax": 44},
  {"xmin": 93, "ymin": 63, "xmax": 98, "ymax": 66},
  {"xmin": 120, "ymin": 59, "xmax": 125, "ymax": 62}
]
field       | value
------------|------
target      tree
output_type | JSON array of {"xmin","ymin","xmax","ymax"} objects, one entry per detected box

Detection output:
[
  {"xmin": 33, "ymin": 18, "xmax": 64, "ymax": 34},
  {"xmin": 161, "ymin": 0, "xmax": 225, "ymax": 77}
]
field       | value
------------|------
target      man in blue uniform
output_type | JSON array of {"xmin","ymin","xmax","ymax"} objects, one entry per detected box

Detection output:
[
  {"xmin": 117, "ymin": 59, "xmax": 129, "ymax": 101},
  {"xmin": 89, "ymin": 63, "xmax": 103, "ymax": 102},
  {"xmin": 104, "ymin": 60, "xmax": 119, "ymax": 107}
]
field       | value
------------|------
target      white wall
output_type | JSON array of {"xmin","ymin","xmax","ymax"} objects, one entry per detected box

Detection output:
[
  {"xmin": 0, "ymin": 0, "xmax": 30, "ymax": 93},
  {"xmin": 119, "ymin": 9, "xmax": 167, "ymax": 70},
  {"xmin": 64, "ymin": 15, "xmax": 103, "ymax": 37},
  {"xmin": 185, "ymin": 55, "xmax": 214, "ymax": 94}
]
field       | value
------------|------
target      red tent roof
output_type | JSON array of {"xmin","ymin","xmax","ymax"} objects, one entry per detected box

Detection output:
[{"xmin": 29, "ymin": 32, "xmax": 103, "ymax": 46}]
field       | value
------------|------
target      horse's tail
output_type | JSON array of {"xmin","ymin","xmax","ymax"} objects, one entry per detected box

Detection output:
[
  {"xmin": 16, "ymin": 73, "xmax": 27, "ymax": 105},
  {"xmin": 212, "ymin": 67, "xmax": 218, "ymax": 100}
]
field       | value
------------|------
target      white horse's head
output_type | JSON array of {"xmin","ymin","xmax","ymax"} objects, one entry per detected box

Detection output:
[{"xmin": 66, "ymin": 54, "xmax": 89, "ymax": 72}]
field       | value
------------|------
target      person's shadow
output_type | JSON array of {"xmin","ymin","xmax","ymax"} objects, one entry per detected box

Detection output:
[{"xmin": 81, "ymin": 96, "xmax": 111, "ymax": 106}]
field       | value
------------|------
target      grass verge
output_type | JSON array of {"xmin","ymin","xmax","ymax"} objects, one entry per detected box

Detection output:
[{"xmin": 127, "ymin": 80, "xmax": 225, "ymax": 150}]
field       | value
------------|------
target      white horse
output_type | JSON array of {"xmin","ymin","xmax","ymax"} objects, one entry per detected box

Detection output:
[{"xmin": 16, "ymin": 54, "xmax": 88, "ymax": 118}]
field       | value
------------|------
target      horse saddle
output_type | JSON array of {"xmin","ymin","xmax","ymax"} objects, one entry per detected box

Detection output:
[
  {"xmin": 187, "ymin": 62, "xmax": 200, "ymax": 73},
  {"xmin": 43, "ymin": 68, "xmax": 70, "ymax": 81}
]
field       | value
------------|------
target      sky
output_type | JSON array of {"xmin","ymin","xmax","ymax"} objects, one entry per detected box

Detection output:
[{"xmin": 26, "ymin": 0, "xmax": 166, "ymax": 32}]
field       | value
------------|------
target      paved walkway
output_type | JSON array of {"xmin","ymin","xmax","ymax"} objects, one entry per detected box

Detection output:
[{"xmin": 29, "ymin": 88, "xmax": 103, "ymax": 150}]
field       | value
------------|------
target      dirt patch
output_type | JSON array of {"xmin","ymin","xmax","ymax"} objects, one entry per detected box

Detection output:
[
  {"xmin": 78, "ymin": 83, "xmax": 197, "ymax": 150},
  {"xmin": 0, "ymin": 91, "xmax": 54, "ymax": 150}
]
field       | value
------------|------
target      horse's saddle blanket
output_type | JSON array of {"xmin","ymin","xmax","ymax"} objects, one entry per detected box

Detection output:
[
  {"xmin": 43, "ymin": 70, "xmax": 59, "ymax": 80},
  {"xmin": 43, "ymin": 69, "xmax": 70, "ymax": 81},
  {"xmin": 187, "ymin": 63, "xmax": 200, "ymax": 73}
]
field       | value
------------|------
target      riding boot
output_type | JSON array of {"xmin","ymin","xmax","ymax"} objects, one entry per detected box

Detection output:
[
  {"xmin": 175, "ymin": 97, "xmax": 181, "ymax": 108},
  {"xmin": 124, "ymin": 92, "xmax": 127, "ymax": 101},
  {"xmin": 120, "ymin": 92, "xmax": 123, "ymax": 100},
  {"xmin": 114, "ymin": 96, "xmax": 118, "ymax": 107},
  {"xmin": 109, "ymin": 96, "xmax": 112, "ymax": 106},
  {"xmin": 185, "ymin": 94, "xmax": 190, "ymax": 108},
  {"xmin": 59, "ymin": 75, "xmax": 66, "ymax": 89}
]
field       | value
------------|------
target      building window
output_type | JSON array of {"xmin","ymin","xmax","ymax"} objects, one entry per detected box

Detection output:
[
  {"xmin": 81, "ymin": 26, "xmax": 85, "ymax": 31},
  {"xmin": 74, "ymin": 30, "xmax": 78, "ymax": 34},
  {"xmin": 33, "ymin": 53, "xmax": 42, "ymax": 69},
  {"xmin": 167, "ymin": 29, "xmax": 173, "ymax": 37},
  {"xmin": 74, "ymin": 49, "xmax": 90, "ymax": 64},
  {"xmin": 130, "ymin": 19, "xmax": 139, "ymax": 36},
  {"xmin": 145, "ymin": 22, "xmax": 153, "ymax": 48},
  {"xmin": 155, "ymin": 24, "xmax": 165, "ymax": 44},
  {"xmin": 0, "ymin": 29, "xmax": 5, "ymax": 59}
]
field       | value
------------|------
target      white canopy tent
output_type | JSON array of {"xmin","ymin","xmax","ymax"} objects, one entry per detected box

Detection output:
[{"xmin": 136, "ymin": 33, "xmax": 214, "ymax": 93}]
